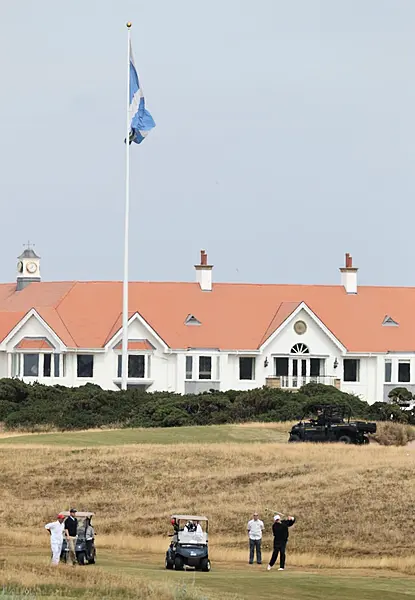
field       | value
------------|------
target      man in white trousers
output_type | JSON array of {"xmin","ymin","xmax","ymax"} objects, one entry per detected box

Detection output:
[{"xmin": 45, "ymin": 513, "xmax": 65, "ymax": 566}]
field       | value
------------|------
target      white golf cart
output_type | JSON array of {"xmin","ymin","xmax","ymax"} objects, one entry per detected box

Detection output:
[{"xmin": 165, "ymin": 514, "xmax": 211, "ymax": 572}]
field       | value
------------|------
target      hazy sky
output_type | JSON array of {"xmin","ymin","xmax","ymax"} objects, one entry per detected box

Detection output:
[{"xmin": 1, "ymin": 1, "xmax": 415, "ymax": 286}]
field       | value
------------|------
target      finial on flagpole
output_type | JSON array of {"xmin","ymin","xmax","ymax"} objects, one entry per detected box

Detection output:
[{"xmin": 126, "ymin": 22, "xmax": 132, "ymax": 28}]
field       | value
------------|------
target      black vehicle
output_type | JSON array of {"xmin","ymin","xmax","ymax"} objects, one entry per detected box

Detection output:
[
  {"xmin": 60, "ymin": 511, "xmax": 96, "ymax": 565},
  {"xmin": 165, "ymin": 514, "xmax": 211, "ymax": 572},
  {"xmin": 288, "ymin": 404, "xmax": 376, "ymax": 445}
]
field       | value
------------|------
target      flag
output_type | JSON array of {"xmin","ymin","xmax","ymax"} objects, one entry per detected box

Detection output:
[{"xmin": 128, "ymin": 43, "xmax": 156, "ymax": 144}]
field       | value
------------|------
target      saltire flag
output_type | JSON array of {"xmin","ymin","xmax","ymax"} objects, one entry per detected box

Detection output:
[{"xmin": 128, "ymin": 43, "xmax": 155, "ymax": 144}]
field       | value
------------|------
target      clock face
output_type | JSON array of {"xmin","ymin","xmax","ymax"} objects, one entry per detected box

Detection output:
[
  {"xmin": 26, "ymin": 262, "xmax": 37, "ymax": 274},
  {"xmin": 17, "ymin": 261, "xmax": 23, "ymax": 273}
]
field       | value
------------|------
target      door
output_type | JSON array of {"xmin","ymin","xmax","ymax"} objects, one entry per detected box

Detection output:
[{"xmin": 292, "ymin": 358, "xmax": 307, "ymax": 388}]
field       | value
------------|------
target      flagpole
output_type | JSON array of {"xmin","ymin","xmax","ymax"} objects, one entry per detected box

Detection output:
[{"xmin": 121, "ymin": 22, "xmax": 132, "ymax": 391}]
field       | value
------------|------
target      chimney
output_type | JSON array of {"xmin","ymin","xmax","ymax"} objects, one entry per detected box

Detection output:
[
  {"xmin": 195, "ymin": 249, "xmax": 213, "ymax": 291},
  {"xmin": 340, "ymin": 253, "xmax": 358, "ymax": 294}
]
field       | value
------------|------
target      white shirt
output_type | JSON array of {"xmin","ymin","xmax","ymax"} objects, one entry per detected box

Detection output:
[
  {"xmin": 45, "ymin": 520, "xmax": 65, "ymax": 543},
  {"xmin": 247, "ymin": 518, "xmax": 264, "ymax": 540}
]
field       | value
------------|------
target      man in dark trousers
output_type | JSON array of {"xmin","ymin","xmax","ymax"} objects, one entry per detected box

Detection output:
[
  {"xmin": 267, "ymin": 514, "xmax": 296, "ymax": 571},
  {"xmin": 64, "ymin": 508, "xmax": 78, "ymax": 565}
]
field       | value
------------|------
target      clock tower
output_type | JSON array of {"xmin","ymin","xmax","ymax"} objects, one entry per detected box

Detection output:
[{"xmin": 16, "ymin": 242, "xmax": 41, "ymax": 291}]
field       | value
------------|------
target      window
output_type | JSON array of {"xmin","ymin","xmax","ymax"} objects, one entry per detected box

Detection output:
[
  {"xmin": 199, "ymin": 356, "xmax": 212, "ymax": 380},
  {"xmin": 239, "ymin": 357, "xmax": 255, "ymax": 380},
  {"xmin": 290, "ymin": 343, "xmax": 309, "ymax": 355},
  {"xmin": 275, "ymin": 357, "xmax": 288, "ymax": 377},
  {"xmin": 54, "ymin": 354, "xmax": 60, "ymax": 377},
  {"xmin": 43, "ymin": 354, "xmax": 51, "ymax": 377},
  {"xmin": 310, "ymin": 358, "xmax": 322, "ymax": 377},
  {"xmin": 343, "ymin": 359, "xmax": 360, "ymax": 382},
  {"xmin": 384, "ymin": 360, "xmax": 392, "ymax": 383},
  {"xmin": 11, "ymin": 353, "xmax": 20, "ymax": 377},
  {"xmin": 398, "ymin": 362, "xmax": 410, "ymax": 383},
  {"xmin": 24, "ymin": 354, "xmax": 39, "ymax": 377},
  {"xmin": 117, "ymin": 355, "xmax": 146, "ymax": 378},
  {"xmin": 186, "ymin": 356, "xmax": 193, "ymax": 379},
  {"xmin": 77, "ymin": 355, "xmax": 94, "ymax": 378}
]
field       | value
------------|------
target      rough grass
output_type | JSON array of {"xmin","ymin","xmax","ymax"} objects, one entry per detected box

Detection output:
[
  {"xmin": 1, "ymin": 439, "xmax": 414, "ymax": 573},
  {"xmin": 373, "ymin": 421, "xmax": 415, "ymax": 446}
]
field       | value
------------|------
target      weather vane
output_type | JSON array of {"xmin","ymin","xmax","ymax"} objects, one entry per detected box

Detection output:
[{"xmin": 23, "ymin": 240, "xmax": 35, "ymax": 250}]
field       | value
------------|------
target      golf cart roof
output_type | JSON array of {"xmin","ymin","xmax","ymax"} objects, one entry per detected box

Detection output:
[
  {"xmin": 60, "ymin": 511, "xmax": 94, "ymax": 518},
  {"xmin": 171, "ymin": 514, "xmax": 208, "ymax": 521}
]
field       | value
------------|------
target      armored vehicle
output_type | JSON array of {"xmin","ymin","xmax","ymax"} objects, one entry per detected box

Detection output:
[{"xmin": 288, "ymin": 404, "xmax": 376, "ymax": 445}]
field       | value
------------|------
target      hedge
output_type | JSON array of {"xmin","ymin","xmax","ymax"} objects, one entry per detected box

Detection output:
[{"xmin": 0, "ymin": 378, "xmax": 413, "ymax": 431}]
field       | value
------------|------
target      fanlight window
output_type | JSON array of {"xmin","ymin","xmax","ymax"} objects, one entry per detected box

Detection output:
[{"xmin": 290, "ymin": 343, "xmax": 309, "ymax": 355}]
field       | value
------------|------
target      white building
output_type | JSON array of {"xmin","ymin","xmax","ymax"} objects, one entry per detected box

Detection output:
[{"xmin": 0, "ymin": 248, "xmax": 413, "ymax": 405}]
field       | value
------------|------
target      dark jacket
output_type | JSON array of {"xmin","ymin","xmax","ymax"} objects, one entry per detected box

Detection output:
[
  {"xmin": 64, "ymin": 516, "xmax": 78, "ymax": 537},
  {"xmin": 272, "ymin": 518, "xmax": 295, "ymax": 545}
]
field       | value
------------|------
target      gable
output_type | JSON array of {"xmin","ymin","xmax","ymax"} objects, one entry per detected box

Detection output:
[{"xmin": 260, "ymin": 306, "xmax": 345, "ymax": 356}]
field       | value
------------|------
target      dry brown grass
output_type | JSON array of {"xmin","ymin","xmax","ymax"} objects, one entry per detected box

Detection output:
[
  {"xmin": 0, "ymin": 556, "xmax": 214, "ymax": 599},
  {"xmin": 1, "ymin": 441, "xmax": 414, "ymax": 574},
  {"xmin": 373, "ymin": 421, "xmax": 415, "ymax": 446}
]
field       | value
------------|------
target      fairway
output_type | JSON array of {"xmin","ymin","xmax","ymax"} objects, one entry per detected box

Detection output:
[
  {"xmin": 2, "ymin": 549, "xmax": 415, "ymax": 600},
  {"xmin": 0, "ymin": 423, "xmax": 289, "ymax": 446}
]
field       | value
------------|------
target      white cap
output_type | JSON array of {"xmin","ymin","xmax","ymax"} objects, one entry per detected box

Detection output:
[{"xmin": 273, "ymin": 514, "xmax": 281, "ymax": 521}]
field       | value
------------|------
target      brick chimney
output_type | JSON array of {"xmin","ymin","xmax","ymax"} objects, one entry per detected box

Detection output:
[
  {"xmin": 340, "ymin": 253, "xmax": 358, "ymax": 294},
  {"xmin": 195, "ymin": 250, "xmax": 213, "ymax": 291}
]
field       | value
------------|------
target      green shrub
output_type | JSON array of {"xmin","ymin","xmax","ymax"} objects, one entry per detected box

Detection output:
[{"xmin": 0, "ymin": 378, "xmax": 409, "ymax": 432}]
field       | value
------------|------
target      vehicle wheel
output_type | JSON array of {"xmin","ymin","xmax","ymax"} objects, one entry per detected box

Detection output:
[
  {"xmin": 174, "ymin": 556, "xmax": 184, "ymax": 571},
  {"xmin": 165, "ymin": 557, "xmax": 174, "ymax": 570},
  {"xmin": 338, "ymin": 435, "xmax": 352, "ymax": 444},
  {"xmin": 289, "ymin": 434, "xmax": 301, "ymax": 442},
  {"xmin": 60, "ymin": 552, "xmax": 68, "ymax": 564},
  {"xmin": 77, "ymin": 552, "xmax": 86, "ymax": 566},
  {"xmin": 363, "ymin": 435, "xmax": 370, "ymax": 445},
  {"xmin": 200, "ymin": 558, "xmax": 211, "ymax": 572}
]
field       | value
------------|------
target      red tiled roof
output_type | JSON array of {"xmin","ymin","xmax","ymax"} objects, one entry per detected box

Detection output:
[
  {"xmin": 1, "ymin": 280, "xmax": 415, "ymax": 352},
  {"xmin": 114, "ymin": 340, "xmax": 154, "ymax": 351},
  {"xmin": 15, "ymin": 337, "xmax": 54, "ymax": 350}
]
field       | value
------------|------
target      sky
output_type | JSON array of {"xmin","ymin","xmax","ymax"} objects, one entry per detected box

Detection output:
[{"xmin": 1, "ymin": 1, "xmax": 415, "ymax": 287}]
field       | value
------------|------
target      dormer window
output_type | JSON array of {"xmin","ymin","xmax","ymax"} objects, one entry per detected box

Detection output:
[
  {"xmin": 382, "ymin": 316, "xmax": 399, "ymax": 327},
  {"xmin": 185, "ymin": 314, "xmax": 201, "ymax": 326}
]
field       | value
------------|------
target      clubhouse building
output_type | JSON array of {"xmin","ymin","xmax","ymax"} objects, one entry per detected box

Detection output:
[{"xmin": 0, "ymin": 248, "xmax": 413, "ymax": 405}]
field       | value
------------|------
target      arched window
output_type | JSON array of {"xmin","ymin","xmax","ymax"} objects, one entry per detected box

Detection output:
[{"xmin": 290, "ymin": 343, "xmax": 309, "ymax": 355}]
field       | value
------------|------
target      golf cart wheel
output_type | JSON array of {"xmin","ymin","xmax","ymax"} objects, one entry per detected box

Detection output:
[
  {"xmin": 289, "ymin": 434, "xmax": 301, "ymax": 442},
  {"xmin": 338, "ymin": 435, "xmax": 352, "ymax": 444},
  {"xmin": 363, "ymin": 435, "xmax": 370, "ymax": 445},
  {"xmin": 165, "ymin": 557, "xmax": 174, "ymax": 570},
  {"xmin": 174, "ymin": 556, "xmax": 184, "ymax": 571},
  {"xmin": 77, "ymin": 552, "xmax": 86, "ymax": 566},
  {"xmin": 200, "ymin": 558, "xmax": 211, "ymax": 572}
]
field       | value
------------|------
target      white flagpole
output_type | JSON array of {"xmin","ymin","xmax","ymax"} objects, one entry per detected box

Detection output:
[{"xmin": 121, "ymin": 22, "xmax": 132, "ymax": 391}]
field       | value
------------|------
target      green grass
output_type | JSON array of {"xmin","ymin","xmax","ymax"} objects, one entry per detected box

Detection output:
[
  {"xmin": 97, "ymin": 553, "xmax": 415, "ymax": 600},
  {"xmin": 0, "ymin": 424, "xmax": 289, "ymax": 446},
  {"xmin": 3, "ymin": 550, "xmax": 415, "ymax": 600}
]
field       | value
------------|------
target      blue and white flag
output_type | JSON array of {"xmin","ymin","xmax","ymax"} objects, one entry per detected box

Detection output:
[{"xmin": 128, "ymin": 43, "xmax": 155, "ymax": 144}]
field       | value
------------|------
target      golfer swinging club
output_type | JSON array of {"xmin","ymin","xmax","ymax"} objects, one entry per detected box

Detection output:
[{"xmin": 267, "ymin": 513, "xmax": 296, "ymax": 571}]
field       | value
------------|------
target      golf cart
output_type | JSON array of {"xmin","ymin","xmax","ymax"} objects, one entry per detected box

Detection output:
[
  {"xmin": 289, "ymin": 404, "xmax": 376, "ymax": 444},
  {"xmin": 165, "ymin": 514, "xmax": 211, "ymax": 572},
  {"xmin": 60, "ymin": 511, "xmax": 96, "ymax": 565}
]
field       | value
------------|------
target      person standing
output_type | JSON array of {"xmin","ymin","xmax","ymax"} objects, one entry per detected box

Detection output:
[
  {"xmin": 64, "ymin": 508, "xmax": 78, "ymax": 565},
  {"xmin": 267, "ymin": 514, "xmax": 296, "ymax": 571},
  {"xmin": 84, "ymin": 517, "xmax": 95, "ymax": 560},
  {"xmin": 45, "ymin": 513, "xmax": 65, "ymax": 566},
  {"xmin": 247, "ymin": 512, "xmax": 264, "ymax": 564}
]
